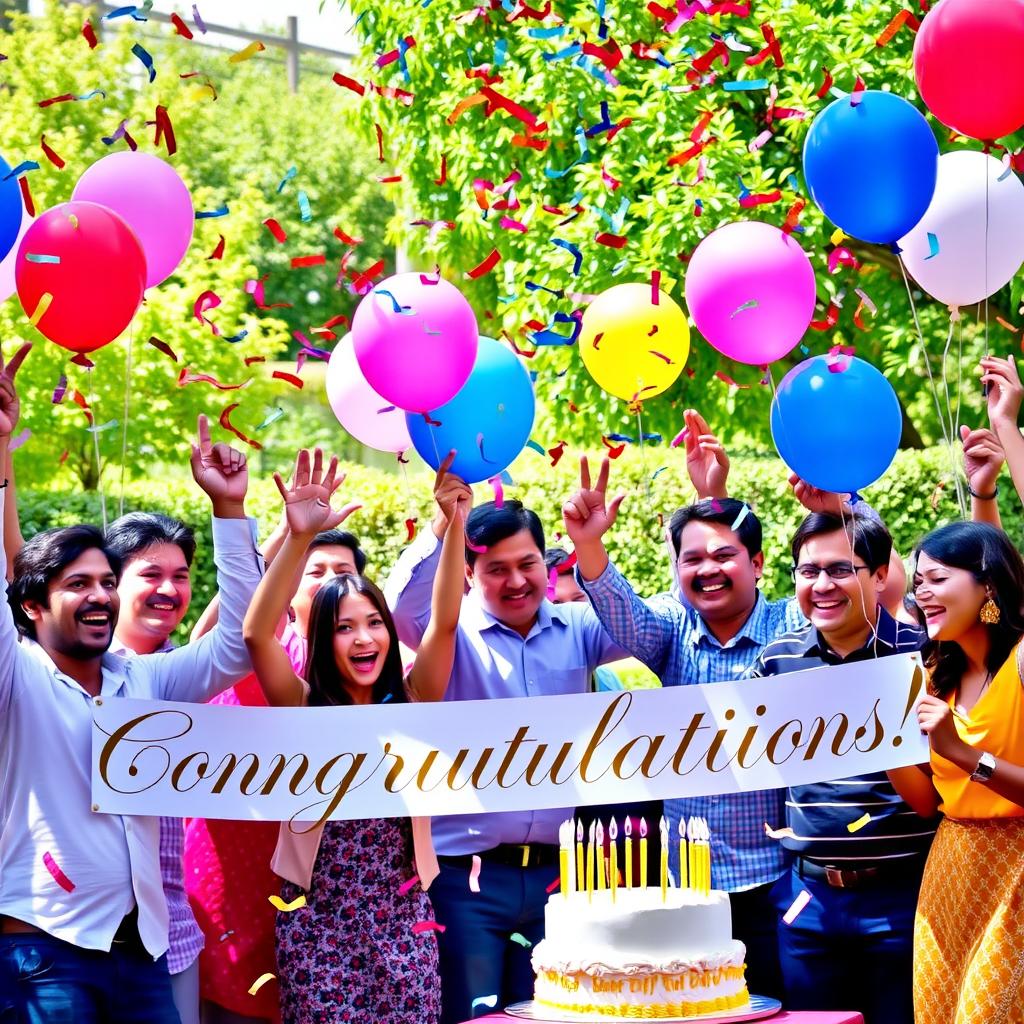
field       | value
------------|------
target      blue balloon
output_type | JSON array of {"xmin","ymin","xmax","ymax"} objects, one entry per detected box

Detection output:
[
  {"xmin": 0, "ymin": 155, "xmax": 23, "ymax": 265},
  {"xmin": 406, "ymin": 336, "xmax": 535, "ymax": 484},
  {"xmin": 770, "ymin": 355, "xmax": 902, "ymax": 493},
  {"xmin": 803, "ymin": 90, "xmax": 938, "ymax": 244}
]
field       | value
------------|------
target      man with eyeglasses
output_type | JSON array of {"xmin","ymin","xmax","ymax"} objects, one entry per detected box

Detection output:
[{"xmin": 751, "ymin": 510, "xmax": 931, "ymax": 1024}]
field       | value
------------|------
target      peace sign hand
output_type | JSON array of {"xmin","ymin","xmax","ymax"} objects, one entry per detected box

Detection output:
[
  {"xmin": 562, "ymin": 456, "xmax": 625, "ymax": 545},
  {"xmin": 273, "ymin": 448, "xmax": 361, "ymax": 539}
]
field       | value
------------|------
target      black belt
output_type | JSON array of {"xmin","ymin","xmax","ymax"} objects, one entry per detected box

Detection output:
[
  {"xmin": 797, "ymin": 855, "xmax": 926, "ymax": 890},
  {"xmin": 440, "ymin": 843, "xmax": 560, "ymax": 870},
  {"xmin": 110, "ymin": 908, "xmax": 148, "ymax": 956}
]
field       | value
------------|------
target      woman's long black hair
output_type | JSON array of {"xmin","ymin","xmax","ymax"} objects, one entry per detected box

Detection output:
[
  {"xmin": 303, "ymin": 573, "xmax": 407, "ymax": 707},
  {"xmin": 913, "ymin": 522, "xmax": 1024, "ymax": 698}
]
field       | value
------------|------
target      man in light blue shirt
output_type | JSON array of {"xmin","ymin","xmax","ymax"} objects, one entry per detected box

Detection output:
[{"xmin": 385, "ymin": 463, "xmax": 625, "ymax": 1023}]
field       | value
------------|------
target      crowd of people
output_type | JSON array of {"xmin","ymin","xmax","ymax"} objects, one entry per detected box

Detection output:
[{"xmin": 1, "ymin": 338, "xmax": 1023, "ymax": 1024}]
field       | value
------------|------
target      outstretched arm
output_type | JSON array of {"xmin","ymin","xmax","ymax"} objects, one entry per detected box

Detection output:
[
  {"xmin": 982, "ymin": 355, "xmax": 1024, "ymax": 508},
  {"xmin": 406, "ymin": 491, "xmax": 469, "ymax": 702},
  {"xmin": 682, "ymin": 409, "xmax": 729, "ymax": 500},
  {"xmin": 3, "ymin": 449, "xmax": 22, "ymax": 584},
  {"xmin": 960, "ymin": 425, "xmax": 1004, "ymax": 528},
  {"xmin": 243, "ymin": 449, "xmax": 359, "ymax": 707}
]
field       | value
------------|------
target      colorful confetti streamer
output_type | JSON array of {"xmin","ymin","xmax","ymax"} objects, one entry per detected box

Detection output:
[
  {"xmin": 229, "ymin": 40, "xmax": 265, "ymax": 64},
  {"xmin": 220, "ymin": 403, "xmax": 262, "ymax": 450},
  {"xmin": 132, "ymin": 43, "xmax": 156, "ymax": 81},
  {"xmin": 43, "ymin": 851, "xmax": 75, "ymax": 892},
  {"xmin": 248, "ymin": 973, "xmax": 275, "ymax": 995},
  {"xmin": 398, "ymin": 875, "xmax": 421, "ymax": 895},
  {"xmin": 782, "ymin": 889, "xmax": 812, "ymax": 925},
  {"xmin": 411, "ymin": 921, "xmax": 446, "ymax": 935}
]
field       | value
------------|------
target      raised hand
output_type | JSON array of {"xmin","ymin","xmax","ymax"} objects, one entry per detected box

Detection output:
[
  {"xmin": 562, "ymin": 455, "xmax": 625, "ymax": 545},
  {"xmin": 0, "ymin": 342, "xmax": 31, "ymax": 441},
  {"xmin": 788, "ymin": 472, "xmax": 851, "ymax": 515},
  {"xmin": 431, "ymin": 450, "xmax": 473, "ymax": 539},
  {"xmin": 273, "ymin": 448, "xmax": 361, "ymax": 539},
  {"xmin": 190, "ymin": 414, "xmax": 249, "ymax": 516},
  {"xmin": 960, "ymin": 425, "xmax": 1004, "ymax": 497},
  {"xmin": 683, "ymin": 409, "xmax": 729, "ymax": 499},
  {"xmin": 917, "ymin": 693, "xmax": 969, "ymax": 764},
  {"xmin": 980, "ymin": 355, "xmax": 1023, "ymax": 435}
]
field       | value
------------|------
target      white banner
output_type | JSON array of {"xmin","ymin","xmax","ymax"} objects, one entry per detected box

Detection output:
[{"xmin": 92, "ymin": 654, "xmax": 929, "ymax": 827}]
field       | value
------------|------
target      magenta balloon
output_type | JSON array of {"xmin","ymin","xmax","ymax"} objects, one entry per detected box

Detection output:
[
  {"xmin": 326, "ymin": 334, "xmax": 412, "ymax": 454},
  {"xmin": 684, "ymin": 221, "xmax": 817, "ymax": 365},
  {"xmin": 72, "ymin": 152, "xmax": 193, "ymax": 288},
  {"xmin": 0, "ymin": 202, "xmax": 30, "ymax": 303},
  {"xmin": 351, "ymin": 273, "xmax": 478, "ymax": 412}
]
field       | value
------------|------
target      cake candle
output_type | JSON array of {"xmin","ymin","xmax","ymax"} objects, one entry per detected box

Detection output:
[
  {"xmin": 575, "ymin": 819, "xmax": 584, "ymax": 895},
  {"xmin": 609, "ymin": 818, "xmax": 619, "ymax": 904},
  {"xmin": 701, "ymin": 817, "xmax": 712, "ymax": 896},
  {"xmin": 596, "ymin": 820, "xmax": 606, "ymax": 891},
  {"xmin": 639, "ymin": 817, "xmax": 648, "ymax": 889},
  {"xmin": 687, "ymin": 817, "xmax": 697, "ymax": 893},
  {"xmin": 624, "ymin": 817, "xmax": 633, "ymax": 889},
  {"xmin": 586, "ymin": 820, "xmax": 596, "ymax": 902},
  {"xmin": 659, "ymin": 816, "xmax": 669, "ymax": 903},
  {"xmin": 559, "ymin": 820, "xmax": 571, "ymax": 900},
  {"xmin": 678, "ymin": 816, "xmax": 687, "ymax": 890}
]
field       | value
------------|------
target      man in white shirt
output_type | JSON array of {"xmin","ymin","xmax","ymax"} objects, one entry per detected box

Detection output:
[{"xmin": 0, "ymin": 344, "xmax": 263, "ymax": 1023}]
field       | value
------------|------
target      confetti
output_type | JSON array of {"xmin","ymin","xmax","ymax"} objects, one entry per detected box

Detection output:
[
  {"xmin": 229, "ymin": 40, "xmax": 265, "ymax": 64},
  {"xmin": 490, "ymin": 476, "xmax": 505, "ymax": 508},
  {"xmin": 298, "ymin": 191, "xmax": 312, "ymax": 222},
  {"xmin": 151, "ymin": 104, "xmax": 176, "ymax": 155},
  {"xmin": 3, "ymin": 160, "xmax": 39, "ymax": 181},
  {"xmin": 714, "ymin": 370, "xmax": 748, "ymax": 389},
  {"xmin": 194, "ymin": 290, "xmax": 222, "ymax": 335},
  {"xmin": 82, "ymin": 20, "xmax": 98, "ymax": 48},
  {"xmin": 552, "ymin": 238, "xmax": 582, "ymax": 275},
  {"xmin": 148, "ymin": 335, "xmax": 178, "ymax": 362},
  {"xmin": 510, "ymin": 932, "xmax": 533, "ymax": 948},
  {"xmin": 810, "ymin": 301, "xmax": 840, "ymax": 331},
  {"xmin": 404, "ymin": 517, "xmax": 417, "ymax": 542},
  {"xmin": 723, "ymin": 78, "xmax": 769, "ymax": 91},
  {"xmin": 101, "ymin": 119, "xmax": 138, "ymax": 151},
  {"xmin": 178, "ymin": 368, "xmax": 250, "ymax": 391},
  {"xmin": 730, "ymin": 504, "xmax": 751, "ymax": 531},
  {"xmin": 744, "ymin": 22, "xmax": 783, "ymax": 67},
  {"xmin": 248, "ymin": 973, "xmax": 275, "ymax": 995},
  {"xmin": 256, "ymin": 407, "xmax": 285, "ymax": 430},
  {"xmin": 730, "ymin": 299, "xmax": 757, "ymax": 318},
  {"xmin": 196, "ymin": 205, "xmax": 229, "ymax": 219},
  {"xmin": 246, "ymin": 275, "xmax": 292, "ymax": 310},
  {"xmin": 816, "ymin": 66, "xmax": 834, "ymax": 98},
  {"xmin": 332, "ymin": 72, "xmax": 366, "ymax": 96},
  {"xmin": 272, "ymin": 370, "xmax": 304, "ymax": 389},
  {"xmin": 43, "ymin": 851, "xmax": 75, "ymax": 892},
  {"xmin": 847, "ymin": 813, "xmax": 872, "ymax": 833},
  {"xmin": 40, "ymin": 135, "xmax": 66, "ymax": 169},
  {"xmin": 52, "ymin": 374, "xmax": 68, "ymax": 404},
  {"xmin": 397, "ymin": 875, "xmax": 421, "ymax": 895},
  {"xmin": 469, "ymin": 854, "xmax": 482, "ymax": 893},
  {"xmin": 782, "ymin": 889, "xmax": 812, "ymax": 925},
  {"xmin": 9, "ymin": 427, "xmax": 30, "ymax": 452},
  {"xmin": 924, "ymin": 232, "xmax": 939, "ymax": 260},
  {"xmin": 291, "ymin": 254, "xmax": 326, "ymax": 268},
  {"xmin": 827, "ymin": 247, "xmax": 861, "ymax": 274},
  {"xmin": 465, "ymin": 539, "xmax": 488, "ymax": 554},
  {"xmin": 748, "ymin": 129, "xmax": 773, "ymax": 152},
  {"xmin": 472, "ymin": 995, "xmax": 498, "ymax": 1011},
  {"xmin": 170, "ymin": 12, "xmax": 193, "ymax": 37},
  {"xmin": 412, "ymin": 920, "xmax": 446, "ymax": 935},
  {"xmin": 192, "ymin": 4, "xmax": 207, "ymax": 32},
  {"xmin": 132, "ymin": 43, "xmax": 156, "ymax": 82},
  {"xmin": 466, "ymin": 249, "xmax": 501, "ymax": 279},
  {"xmin": 876, "ymin": 8, "xmax": 920, "ymax": 47},
  {"xmin": 276, "ymin": 165, "xmax": 297, "ymax": 193},
  {"xmin": 220, "ymin": 403, "xmax": 262, "ymax": 450},
  {"xmin": 670, "ymin": 427, "xmax": 688, "ymax": 448},
  {"xmin": 25, "ymin": 253, "xmax": 60, "ymax": 264},
  {"xmin": 28, "ymin": 292, "xmax": 52, "ymax": 327},
  {"xmin": 207, "ymin": 235, "xmax": 225, "ymax": 260}
]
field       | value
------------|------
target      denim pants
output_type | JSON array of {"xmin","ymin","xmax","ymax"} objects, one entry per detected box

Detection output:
[
  {"xmin": 0, "ymin": 932, "xmax": 180, "ymax": 1024},
  {"xmin": 772, "ymin": 863, "xmax": 920, "ymax": 1024},
  {"xmin": 430, "ymin": 858, "xmax": 551, "ymax": 1024}
]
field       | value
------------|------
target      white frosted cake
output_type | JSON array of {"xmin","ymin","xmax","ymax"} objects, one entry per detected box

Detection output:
[{"xmin": 531, "ymin": 887, "xmax": 749, "ymax": 1019}]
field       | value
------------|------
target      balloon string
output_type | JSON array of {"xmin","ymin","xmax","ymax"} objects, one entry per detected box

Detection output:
[
  {"xmin": 634, "ymin": 404, "xmax": 653, "ymax": 517},
  {"xmin": 897, "ymin": 256, "xmax": 965, "ymax": 517},
  {"xmin": 86, "ymin": 365, "xmax": 107, "ymax": 530},
  {"xmin": 939, "ymin": 315, "xmax": 967, "ymax": 517},
  {"xmin": 119, "ymin": 323, "xmax": 134, "ymax": 519}
]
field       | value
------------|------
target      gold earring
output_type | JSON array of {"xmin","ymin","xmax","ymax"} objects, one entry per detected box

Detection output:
[{"xmin": 980, "ymin": 598, "xmax": 1001, "ymax": 625}]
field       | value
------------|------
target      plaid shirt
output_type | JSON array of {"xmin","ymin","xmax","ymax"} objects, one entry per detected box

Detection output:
[{"xmin": 580, "ymin": 561, "xmax": 806, "ymax": 892}]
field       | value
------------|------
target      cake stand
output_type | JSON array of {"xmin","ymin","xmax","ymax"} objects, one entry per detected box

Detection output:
[{"xmin": 505, "ymin": 994, "xmax": 782, "ymax": 1023}]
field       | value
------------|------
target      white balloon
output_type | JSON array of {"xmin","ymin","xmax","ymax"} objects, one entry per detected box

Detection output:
[
  {"xmin": 899, "ymin": 150, "xmax": 1024, "ymax": 308},
  {"xmin": 0, "ymin": 202, "xmax": 32, "ymax": 303}
]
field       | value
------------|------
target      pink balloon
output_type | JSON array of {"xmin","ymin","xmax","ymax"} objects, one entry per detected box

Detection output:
[
  {"xmin": 72, "ymin": 152, "xmax": 193, "ymax": 288},
  {"xmin": 0, "ymin": 202, "xmax": 31, "ymax": 303},
  {"xmin": 684, "ymin": 221, "xmax": 817, "ymax": 365},
  {"xmin": 352, "ymin": 273, "xmax": 478, "ymax": 412},
  {"xmin": 326, "ymin": 334, "xmax": 412, "ymax": 454}
]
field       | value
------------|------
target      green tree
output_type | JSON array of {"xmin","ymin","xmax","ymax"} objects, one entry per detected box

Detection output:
[
  {"xmin": 344, "ymin": 0, "xmax": 1024, "ymax": 455},
  {"xmin": 0, "ymin": 2, "xmax": 393, "ymax": 489}
]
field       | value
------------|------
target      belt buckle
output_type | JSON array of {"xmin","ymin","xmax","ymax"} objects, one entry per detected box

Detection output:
[
  {"xmin": 520, "ymin": 844, "xmax": 531, "ymax": 868},
  {"xmin": 825, "ymin": 867, "xmax": 850, "ymax": 889}
]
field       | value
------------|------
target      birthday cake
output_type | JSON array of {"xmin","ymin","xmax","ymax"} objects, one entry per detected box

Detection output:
[{"xmin": 530, "ymin": 818, "xmax": 749, "ymax": 1019}]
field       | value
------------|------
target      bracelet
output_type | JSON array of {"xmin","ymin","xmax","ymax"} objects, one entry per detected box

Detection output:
[
  {"xmin": 0, "ymin": 479, "xmax": 8, "ymax": 489},
  {"xmin": 968, "ymin": 484, "xmax": 999, "ymax": 501}
]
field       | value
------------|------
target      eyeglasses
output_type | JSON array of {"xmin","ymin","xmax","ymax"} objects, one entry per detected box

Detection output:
[{"xmin": 791, "ymin": 562, "xmax": 871, "ymax": 582}]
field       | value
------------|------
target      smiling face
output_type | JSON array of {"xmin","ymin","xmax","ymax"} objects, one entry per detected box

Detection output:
[
  {"xmin": 291, "ymin": 544, "xmax": 360, "ymax": 637},
  {"xmin": 467, "ymin": 528, "xmax": 548, "ymax": 636},
  {"xmin": 115, "ymin": 542, "xmax": 192, "ymax": 652},
  {"xmin": 794, "ymin": 529, "xmax": 886, "ymax": 650},
  {"xmin": 25, "ymin": 548, "xmax": 120, "ymax": 661},
  {"xmin": 676, "ymin": 519, "xmax": 763, "ymax": 625},
  {"xmin": 332, "ymin": 591, "xmax": 392, "ymax": 701},
  {"xmin": 912, "ymin": 551, "xmax": 989, "ymax": 642}
]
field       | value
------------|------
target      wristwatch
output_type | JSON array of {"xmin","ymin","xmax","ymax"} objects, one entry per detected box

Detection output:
[{"xmin": 969, "ymin": 751, "xmax": 997, "ymax": 784}]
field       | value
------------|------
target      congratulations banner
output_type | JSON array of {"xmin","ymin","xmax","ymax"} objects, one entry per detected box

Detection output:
[{"xmin": 92, "ymin": 654, "xmax": 929, "ymax": 827}]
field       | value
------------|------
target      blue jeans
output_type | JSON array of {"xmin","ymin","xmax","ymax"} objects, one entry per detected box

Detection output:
[
  {"xmin": 772, "ymin": 863, "xmax": 920, "ymax": 1024},
  {"xmin": 0, "ymin": 932, "xmax": 180, "ymax": 1024},
  {"xmin": 430, "ymin": 859, "xmax": 550, "ymax": 1024}
]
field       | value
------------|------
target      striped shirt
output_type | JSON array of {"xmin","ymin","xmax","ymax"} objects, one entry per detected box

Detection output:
[
  {"xmin": 752, "ymin": 608, "xmax": 938, "ymax": 866},
  {"xmin": 580, "ymin": 560, "xmax": 806, "ymax": 892}
]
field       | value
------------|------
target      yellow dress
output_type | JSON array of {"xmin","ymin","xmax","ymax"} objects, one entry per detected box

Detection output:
[{"xmin": 914, "ymin": 646, "xmax": 1024, "ymax": 1024}]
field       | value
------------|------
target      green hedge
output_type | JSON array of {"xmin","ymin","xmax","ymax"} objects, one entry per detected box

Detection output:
[{"xmin": 15, "ymin": 444, "xmax": 1015, "ymax": 642}]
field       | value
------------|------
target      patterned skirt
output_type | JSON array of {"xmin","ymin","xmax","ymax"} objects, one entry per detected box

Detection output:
[
  {"xmin": 276, "ymin": 817, "xmax": 440, "ymax": 1024},
  {"xmin": 914, "ymin": 815, "xmax": 1024, "ymax": 1024}
]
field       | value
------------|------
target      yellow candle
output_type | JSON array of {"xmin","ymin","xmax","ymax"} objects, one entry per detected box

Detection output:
[
  {"xmin": 575, "ymin": 819, "xmax": 584, "ymax": 895},
  {"xmin": 596, "ymin": 821, "xmax": 606, "ymax": 891},
  {"xmin": 624, "ymin": 817, "xmax": 633, "ymax": 889},
  {"xmin": 659, "ymin": 816, "xmax": 669, "ymax": 903},
  {"xmin": 559, "ymin": 820, "xmax": 570, "ymax": 900},
  {"xmin": 678, "ymin": 817, "xmax": 687, "ymax": 891},
  {"xmin": 702, "ymin": 817, "xmax": 712, "ymax": 895},
  {"xmin": 609, "ymin": 818, "xmax": 619, "ymax": 904},
  {"xmin": 586, "ymin": 821, "xmax": 595, "ymax": 902},
  {"xmin": 639, "ymin": 817, "xmax": 648, "ymax": 889},
  {"xmin": 687, "ymin": 818, "xmax": 696, "ymax": 893}
]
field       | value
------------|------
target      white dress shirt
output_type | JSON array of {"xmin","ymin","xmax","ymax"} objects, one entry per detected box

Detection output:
[{"xmin": 0, "ymin": 509, "xmax": 262, "ymax": 959}]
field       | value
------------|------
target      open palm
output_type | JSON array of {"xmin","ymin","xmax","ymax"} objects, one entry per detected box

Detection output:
[{"xmin": 274, "ymin": 448, "xmax": 361, "ymax": 538}]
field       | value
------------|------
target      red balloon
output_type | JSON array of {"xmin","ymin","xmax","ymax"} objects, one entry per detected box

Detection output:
[
  {"xmin": 913, "ymin": 0, "xmax": 1024, "ymax": 141},
  {"xmin": 16, "ymin": 201, "xmax": 146, "ymax": 353}
]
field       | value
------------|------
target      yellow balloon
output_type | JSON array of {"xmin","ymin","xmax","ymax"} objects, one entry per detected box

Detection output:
[{"xmin": 578, "ymin": 283, "xmax": 690, "ymax": 401}]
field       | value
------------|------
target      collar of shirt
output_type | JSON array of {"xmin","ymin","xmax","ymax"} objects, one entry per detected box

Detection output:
[
  {"xmin": 20, "ymin": 636, "xmax": 137, "ymax": 698},
  {"xmin": 787, "ymin": 606, "xmax": 920, "ymax": 664},
  {"xmin": 687, "ymin": 591, "xmax": 775, "ymax": 651},
  {"xmin": 107, "ymin": 637, "xmax": 176, "ymax": 657},
  {"xmin": 460, "ymin": 591, "xmax": 571, "ymax": 640}
]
